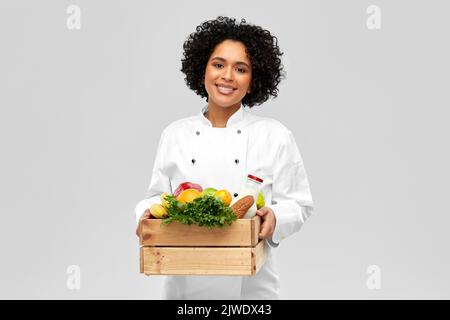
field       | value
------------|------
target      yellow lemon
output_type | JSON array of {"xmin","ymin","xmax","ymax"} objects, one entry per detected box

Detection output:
[
  {"xmin": 177, "ymin": 188, "xmax": 202, "ymax": 203},
  {"xmin": 160, "ymin": 192, "xmax": 170, "ymax": 209},
  {"xmin": 149, "ymin": 204, "xmax": 168, "ymax": 219},
  {"xmin": 214, "ymin": 189, "xmax": 232, "ymax": 206}
]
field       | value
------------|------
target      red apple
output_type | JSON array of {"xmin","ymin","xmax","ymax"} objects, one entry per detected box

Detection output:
[{"xmin": 173, "ymin": 182, "xmax": 203, "ymax": 198}]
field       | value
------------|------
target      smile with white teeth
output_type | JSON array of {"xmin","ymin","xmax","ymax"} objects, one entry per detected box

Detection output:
[{"xmin": 216, "ymin": 84, "xmax": 236, "ymax": 95}]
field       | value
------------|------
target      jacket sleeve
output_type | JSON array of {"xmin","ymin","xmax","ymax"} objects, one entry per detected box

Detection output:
[
  {"xmin": 267, "ymin": 129, "xmax": 314, "ymax": 248},
  {"xmin": 134, "ymin": 129, "xmax": 172, "ymax": 225}
]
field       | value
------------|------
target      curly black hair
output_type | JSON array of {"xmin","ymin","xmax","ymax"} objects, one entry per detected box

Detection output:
[{"xmin": 181, "ymin": 16, "xmax": 285, "ymax": 108}]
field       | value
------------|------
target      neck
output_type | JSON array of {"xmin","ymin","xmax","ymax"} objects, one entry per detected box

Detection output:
[{"xmin": 205, "ymin": 102, "xmax": 241, "ymax": 128}]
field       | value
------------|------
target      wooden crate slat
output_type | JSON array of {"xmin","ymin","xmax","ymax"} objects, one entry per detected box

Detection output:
[
  {"xmin": 140, "ymin": 216, "xmax": 260, "ymax": 247},
  {"xmin": 251, "ymin": 216, "xmax": 260, "ymax": 246},
  {"xmin": 141, "ymin": 246, "xmax": 255, "ymax": 276},
  {"xmin": 253, "ymin": 239, "xmax": 267, "ymax": 275}
]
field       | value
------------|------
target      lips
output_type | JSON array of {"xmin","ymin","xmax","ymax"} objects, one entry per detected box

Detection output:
[{"xmin": 215, "ymin": 84, "xmax": 236, "ymax": 95}]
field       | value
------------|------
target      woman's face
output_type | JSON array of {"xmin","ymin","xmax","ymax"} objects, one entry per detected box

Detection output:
[{"xmin": 204, "ymin": 39, "xmax": 252, "ymax": 109}]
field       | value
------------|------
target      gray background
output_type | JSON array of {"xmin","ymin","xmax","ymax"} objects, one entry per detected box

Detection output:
[{"xmin": 1, "ymin": 0, "xmax": 449, "ymax": 299}]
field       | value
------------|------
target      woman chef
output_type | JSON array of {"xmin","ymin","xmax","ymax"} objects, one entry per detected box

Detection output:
[{"xmin": 135, "ymin": 16, "xmax": 314, "ymax": 300}]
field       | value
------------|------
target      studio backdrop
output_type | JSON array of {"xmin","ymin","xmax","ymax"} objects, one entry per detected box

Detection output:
[{"xmin": 1, "ymin": 0, "xmax": 449, "ymax": 299}]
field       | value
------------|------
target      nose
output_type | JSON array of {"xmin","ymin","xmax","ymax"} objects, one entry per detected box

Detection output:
[{"xmin": 221, "ymin": 66, "xmax": 233, "ymax": 81}]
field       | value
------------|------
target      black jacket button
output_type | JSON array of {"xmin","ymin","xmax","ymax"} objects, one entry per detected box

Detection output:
[
  {"xmin": 196, "ymin": 131, "xmax": 200, "ymax": 135},
  {"xmin": 191, "ymin": 159, "xmax": 196, "ymax": 164},
  {"xmin": 235, "ymin": 159, "xmax": 239, "ymax": 164},
  {"xmin": 237, "ymin": 129, "xmax": 241, "ymax": 134},
  {"xmin": 234, "ymin": 193, "xmax": 238, "ymax": 197}
]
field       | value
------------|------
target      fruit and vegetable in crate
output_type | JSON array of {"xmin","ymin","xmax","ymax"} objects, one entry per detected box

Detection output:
[
  {"xmin": 150, "ymin": 180, "xmax": 261, "ymax": 225},
  {"xmin": 160, "ymin": 192, "xmax": 170, "ymax": 209},
  {"xmin": 230, "ymin": 195, "xmax": 255, "ymax": 218},
  {"xmin": 202, "ymin": 187, "xmax": 217, "ymax": 196},
  {"xmin": 213, "ymin": 189, "xmax": 232, "ymax": 206},
  {"xmin": 162, "ymin": 193, "xmax": 237, "ymax": 228},
  {"xmin": 177, "ymin": 188, "xmax": 202, "ymax": 203},
  {"xmin": 173, "ymin": 182, "xmax": 203, "ymax": 197},
  {"xmin": 256, "ymin": 191, "xmax": 265, "ymax": 209},
  {"xmin": 149, "ymin": 203, "xmax": 168, "ymax": 219}
]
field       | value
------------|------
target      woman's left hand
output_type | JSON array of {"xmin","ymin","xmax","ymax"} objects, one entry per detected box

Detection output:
[{"xmin": 256, "ymin": 207, "xmax": 277, "ymax": 239}]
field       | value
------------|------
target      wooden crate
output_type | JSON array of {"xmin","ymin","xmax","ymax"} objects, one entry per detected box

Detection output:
[{"xmin": 139, "ymin": 215, "xmax": 267, "ymax": 276}]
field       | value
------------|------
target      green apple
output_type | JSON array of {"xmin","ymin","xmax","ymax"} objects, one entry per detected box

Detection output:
[
  {"xmin": 256, "ymin": 191, "xmax": 265, "ymax": 209},
  {"xmin": 202, "ymin": 187, "xmax": 217, "ymax": 196}
]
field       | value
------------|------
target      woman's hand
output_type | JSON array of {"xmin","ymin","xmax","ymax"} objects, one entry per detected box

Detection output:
[
  {"xmin": 256, "ymin": 207, "xmax": 276, "ymax": 240},
  {"xmin": 135, "ymin": 209, "xmax": 151, "ymax": 237}
]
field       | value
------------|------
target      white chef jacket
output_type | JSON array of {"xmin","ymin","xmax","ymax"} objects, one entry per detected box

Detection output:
[{"xmin": 135, "ymin": 104, "xmax": 314, "ymax": 300}]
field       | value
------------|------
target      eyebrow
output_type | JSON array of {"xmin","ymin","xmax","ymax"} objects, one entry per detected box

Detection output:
[{"xmin": 210, "ymin": 57, "xmax": 251, "ymax": 68}]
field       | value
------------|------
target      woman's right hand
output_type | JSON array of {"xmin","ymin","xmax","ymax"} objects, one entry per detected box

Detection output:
[{"xmin": 135, "ymin": 209, "xmax": 152, "ymax": 237}]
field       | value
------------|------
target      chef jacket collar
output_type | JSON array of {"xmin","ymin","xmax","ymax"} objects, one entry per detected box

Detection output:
[{"xmin": 200, "ymin": 104, "xmax": 245, "ymax": 128}]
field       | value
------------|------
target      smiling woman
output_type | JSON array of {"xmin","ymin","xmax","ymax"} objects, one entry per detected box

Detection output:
[
  {"xmin": 203, "ymin": 40, "xmax": 253, "ymax": 122},
  {"xmin": 135, "ymin": 16, "xmax": 314, "ymax": 300},
  {"xmin": 181, "ymin": 16, "xmax": 284, "ymax": 109}
]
